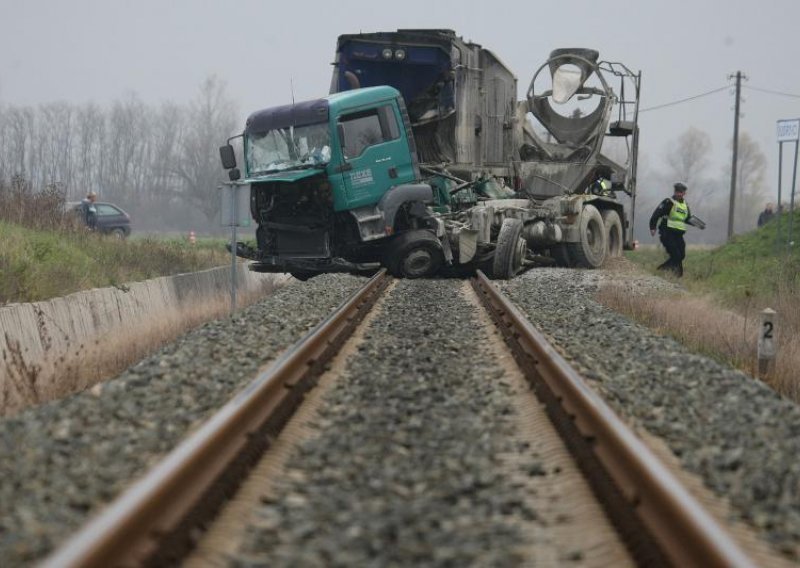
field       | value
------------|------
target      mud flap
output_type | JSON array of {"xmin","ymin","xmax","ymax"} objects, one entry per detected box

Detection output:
[
  {"xmin": 458, "ymin": 229, "xmax": 479, "ymax": 264},
  {"xmin": 432, "ymin": 217, "xmax": 453, "ymax": 265}
]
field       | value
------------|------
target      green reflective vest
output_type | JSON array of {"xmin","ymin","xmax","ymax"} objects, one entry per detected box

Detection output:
[
  {"xmin": 666, "ymin": 199, "xmax": 688, "ymax": 231},
  {"xmin": 592, "ymin": 178, "xmax": 611, "ymax": 195}
]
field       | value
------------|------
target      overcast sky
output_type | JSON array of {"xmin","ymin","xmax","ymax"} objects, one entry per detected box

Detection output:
[{"xmin": 2, "ymin": 0, "xmax": 799, "ymax": 198}]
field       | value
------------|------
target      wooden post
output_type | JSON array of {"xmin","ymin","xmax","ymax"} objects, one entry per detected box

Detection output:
[
  {"xmin": 757, "ymin": 308, "xmax": 777, "ymax": 377},
  {"xmin": 727, "ymin": 71, "xmax": 743, "ymax": 241}
]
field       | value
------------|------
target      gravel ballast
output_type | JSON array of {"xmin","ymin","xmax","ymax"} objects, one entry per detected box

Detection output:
[
  {"xmin": 6, "ymin": 266, "xmax": 794, "ymax": 564},
  {"xmin": 229, "ymin": 279, "xmax": 622, "ymax": 567},
  {"xmin": 0, "ymin": 274, "xmax": 365, "ymax": 566},
  {"xmin": 502, "ymin": 268, "xmax": 800, "ymax": 560}
]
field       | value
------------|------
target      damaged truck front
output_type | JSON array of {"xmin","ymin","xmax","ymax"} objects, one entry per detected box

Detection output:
[
  {"xmin": 220, "ymin": 86, "xmax": 451, "ymax": 280},
  {"xmin": 221, "ymin": 30, "xmax": 641, "ymax": 279}
]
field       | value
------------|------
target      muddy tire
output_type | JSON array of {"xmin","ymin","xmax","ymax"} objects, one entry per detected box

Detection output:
[
  {"xmin": 567, "ymin": 204, "xmax": 607, "ymax": 268},
  {"xmin": 601, "ymin": 209, "xmax": 623, "ymax": 258},
  {"xmin": 385, "ymin": 230, "xmax": 444, "ymax": 278},
  {"xmin": 492, "ymin": 218, "xmax": 526, "ymax": 279}
]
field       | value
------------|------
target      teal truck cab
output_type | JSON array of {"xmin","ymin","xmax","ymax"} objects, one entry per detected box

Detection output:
[{"xmin": 220, "ymin": 86, "xmax": 449, "ymax": 279}]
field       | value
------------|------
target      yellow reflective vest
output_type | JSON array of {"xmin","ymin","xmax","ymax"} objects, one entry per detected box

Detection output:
[{"xmin": 666, "ymin": 199, "xmax": 689, "ymax": 231}]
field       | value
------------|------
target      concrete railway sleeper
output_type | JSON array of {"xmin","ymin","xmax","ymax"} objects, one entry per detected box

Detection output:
[{"xmin": 44, "ymin": 274, "xmax": 753, "ymax": 567}]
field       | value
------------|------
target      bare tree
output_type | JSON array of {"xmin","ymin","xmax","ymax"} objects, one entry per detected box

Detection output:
[
  {"xmin": 3, "ymin": 106, "xmax": 35, "ymax": 183},
  {"xmin": 74, "ymin": 102, "xmax": 106, "ymax": 199},
  {"xmin": 731, "ymin": 132, "xmax": 768, "ymax": 230},
  {"xmin": 0, "ymin": 80, "xmax": 241, "ymax": 230},
  {"xmin": 103, "ymin": 93, "xmax": 152, "ymax": 203},
  {"xmin": 38, "ymin": 102, "xmax": 75, "ymax": 194},
  {"xmin": 665, "ymin": 127, "xmax": 713, "ymax": 203},
  {"xmin": 0, "ymin": 105, "xmax": 8, "ymax": 183},
  {"xmin": 174, "ymin": 76, "xmax": 237, "ymax": 224},
  {"xmin": 149, "ymin": 102, "xmax": 184, "ymax": 201}
]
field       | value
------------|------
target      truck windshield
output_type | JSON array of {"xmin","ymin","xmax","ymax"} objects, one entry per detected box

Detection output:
[{"xmin": 246, "ymin": 122, "xmax": 331, "ymax": 175}]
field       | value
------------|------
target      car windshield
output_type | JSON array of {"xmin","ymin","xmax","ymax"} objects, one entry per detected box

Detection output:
[{"xmin": 246, "ymin": 122, "xmax": 331, "ymax": 176}]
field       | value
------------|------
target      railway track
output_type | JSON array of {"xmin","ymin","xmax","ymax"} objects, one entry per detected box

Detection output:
[{"xmin": 43, "ymin": 270, "xmax": 755, "ymax": 567}]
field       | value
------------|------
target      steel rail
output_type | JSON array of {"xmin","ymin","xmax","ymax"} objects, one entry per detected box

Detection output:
[
  {"xmin": 43, "ymin": 269, "xmax": 390, "ymax": 568},
  {"xmin": 472, "ymin": 270, "xmax": 754, "ymax": 568}
]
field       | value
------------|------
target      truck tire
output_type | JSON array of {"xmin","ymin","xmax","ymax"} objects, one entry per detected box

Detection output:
[
  {"xmin": 492, "ymin": 218, "xmax": 526, "ymax": 279},
  {"xmin": 385, "ymin": 229, "xmax": 444, "ymax": 278},
  {"xmin": 601, "ymin": 209, "xmax": 623, "ymax": 258},
  {"xmin": 567, "ymin": 204, "xmax": 607, "ymax": 268}
]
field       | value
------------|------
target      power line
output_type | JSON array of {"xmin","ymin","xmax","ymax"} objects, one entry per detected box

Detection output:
[
  {"xmin": 638, "ymin": 86, "xmax": 728, "ymax": 113},
  {"xmin": 744, "ymin": 85, "xmax": 800, "ymax": 99}
]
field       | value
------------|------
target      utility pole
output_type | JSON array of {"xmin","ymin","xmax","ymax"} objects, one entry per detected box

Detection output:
[{"xmin": 727, "ymin": 71, "xmax": 746, "ymax": 240}]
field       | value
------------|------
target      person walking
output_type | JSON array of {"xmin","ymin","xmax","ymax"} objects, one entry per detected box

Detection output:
[
  {"xmin": 757, "ymin": 202, "xmax": 775, "ymax": 227},
  {"xmin": 649, "ymin": 182, "xmax": 693, "ymax": 277}
]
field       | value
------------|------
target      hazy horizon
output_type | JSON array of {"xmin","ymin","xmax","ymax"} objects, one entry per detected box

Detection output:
[{"xmin": 2, "ymin": 0, "xmax": 799, "ymax": 230}]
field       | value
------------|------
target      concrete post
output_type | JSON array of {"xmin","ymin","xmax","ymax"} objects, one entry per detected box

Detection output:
[{"xmin": 757, "ymin": 308, "xmax": 777, "ymax": 377}]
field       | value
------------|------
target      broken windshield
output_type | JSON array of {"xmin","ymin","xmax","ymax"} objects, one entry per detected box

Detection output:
[{"xmin": 246, "ymin": 122, "xmax": 331, "ymax": 176}]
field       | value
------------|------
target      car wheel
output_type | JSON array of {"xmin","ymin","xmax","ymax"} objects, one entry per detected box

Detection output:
[{"xmin": 111, "ymin": 228, "xmax": 127, "ymax": 240}]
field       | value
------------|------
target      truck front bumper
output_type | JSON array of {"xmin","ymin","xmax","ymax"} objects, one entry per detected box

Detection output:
[{"xmin": 249, "ymin": 255, "xmax": 380, "ymax": 276}]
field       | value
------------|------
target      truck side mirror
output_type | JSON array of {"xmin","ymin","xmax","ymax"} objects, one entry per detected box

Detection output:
[{"xmin": 219, "ymin": 144, "xmax": 237, "ymax": 170}]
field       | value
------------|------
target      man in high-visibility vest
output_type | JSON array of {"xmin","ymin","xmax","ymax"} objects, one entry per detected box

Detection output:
[
  {"xmin": 649, "ymin": 182, "xmax": 691, "ymax": 276},
  {"xmin": 590, "ymin": 176, "xmax": 613, "ymax": 196}
]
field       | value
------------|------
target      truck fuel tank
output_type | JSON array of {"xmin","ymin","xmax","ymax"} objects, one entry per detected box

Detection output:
[{"xmin": 524, "ymin": 221, "xmax": 562, "ymax": 246}]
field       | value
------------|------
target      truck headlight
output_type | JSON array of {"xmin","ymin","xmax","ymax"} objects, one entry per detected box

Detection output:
[
  {"xmin": 394, "ymin": 49, "xmax": 406, "ymax": 61},
  {"xmin": 382, "ymin": 48, "xmax": 393, "ymax": 60}
]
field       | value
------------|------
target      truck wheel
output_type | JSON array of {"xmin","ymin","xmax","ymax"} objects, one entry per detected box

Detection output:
[
  {"xmin": 601, "ymin": 209, "xmax": 623, "ymax": 258},
  {"xmin": 567, "ymin": 204, "xmax": 607, "ymax": 268},
  {"xmin": 385, "ymin": 230, "xmax": 444, "ymax": 278},
  {"xmin": 492, "ymin": 218, "xmax": 526, "ymax": 279}
]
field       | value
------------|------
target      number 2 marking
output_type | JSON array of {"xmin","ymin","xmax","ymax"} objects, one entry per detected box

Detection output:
[{"xmin": 763, "ymin": 321, "xmax": 774, "ymax": 339}]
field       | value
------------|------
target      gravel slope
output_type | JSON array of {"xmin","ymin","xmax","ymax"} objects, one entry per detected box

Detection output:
[
  {"xmin": 0, "ymin": 274, "xmax": 365, "ymax": 566},
  {"xmin": 501, "ymin": 268, "xmax": 800, "ymax": 560}
]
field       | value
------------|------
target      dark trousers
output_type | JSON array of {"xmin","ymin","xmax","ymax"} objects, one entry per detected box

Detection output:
[{"xmin": 657, "ymin": 229, "xmax": 685, "ymax": 276}]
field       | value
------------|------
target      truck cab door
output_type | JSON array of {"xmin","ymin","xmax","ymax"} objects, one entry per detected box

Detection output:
[{"xmin": 334, "ymin": 103, "xmax": 416, "ymax": 210}]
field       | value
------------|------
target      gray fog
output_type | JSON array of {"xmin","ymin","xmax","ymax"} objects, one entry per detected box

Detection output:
[{"xmin": 1, "ymin": 0, "xmax": 799, "ymax": 236}]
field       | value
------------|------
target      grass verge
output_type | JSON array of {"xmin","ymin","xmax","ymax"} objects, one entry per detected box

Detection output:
[
  {"xmin": 608, "ymin": 214, "xmax": 800, "ymax": 402},
  {"xmin": 596, "ymin": 282, "xmax": 799, "ymax": 401},
  {"xmin": 0, "ymin": 221, "xmax": 230, "ymax": 304}
]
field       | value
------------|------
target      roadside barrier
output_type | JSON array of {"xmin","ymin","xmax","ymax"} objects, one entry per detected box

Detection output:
[{"xmin": 0, "ymin": 266, "xmax": 278, "ymax": 411}]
